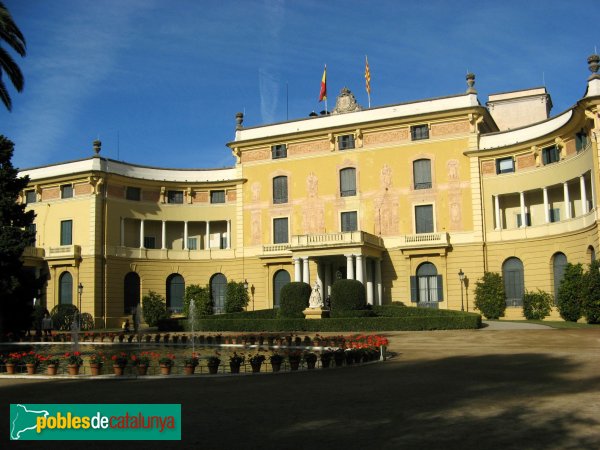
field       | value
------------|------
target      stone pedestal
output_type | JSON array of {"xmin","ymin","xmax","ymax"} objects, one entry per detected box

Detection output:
[{"xmin": 303, "ymin": 307, "xmax": 330, "ymax": 319}]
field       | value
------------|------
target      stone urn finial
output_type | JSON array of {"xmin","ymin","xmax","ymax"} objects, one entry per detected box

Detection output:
[
  {"xmin": 93, "ymin": 139, "xmax": 101, "ymax": 156},
  {"xmin": 588, "ymin": 54, "xmax": 600, "ymax": 80},
  {"xmin": 235, "ymin": 112, "xmax": 244, "ymax": 130},
  {"xmin": 466, "ymin": 72, "xmax": 477, "ymax": 94}
]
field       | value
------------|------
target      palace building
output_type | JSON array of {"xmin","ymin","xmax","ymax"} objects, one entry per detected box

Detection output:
[{"xmin": 19, "ymin": 55, "xmax": 600, "ymax": 327}]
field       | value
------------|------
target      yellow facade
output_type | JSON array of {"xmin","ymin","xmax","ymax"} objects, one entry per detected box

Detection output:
[{"xmin": 19, "ymin": 56, "xmax": 600, "ymax": 326}]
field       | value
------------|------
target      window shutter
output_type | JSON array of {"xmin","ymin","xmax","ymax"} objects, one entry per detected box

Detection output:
[
  {"xmin": 410, "ymin": 276, "xmax": 418, "ymax": 302},
  {"xmin": 340, "ymin": 168, "xmax": 356, "ymax": 196},
  {"xmin": 437, "ymin": 275, "xmax": 443, "ymax": 301}
]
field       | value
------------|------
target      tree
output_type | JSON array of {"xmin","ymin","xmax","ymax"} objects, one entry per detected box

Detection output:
[
  {"xmin": 0, "ymin": 136, "xmax": 35, "ymax": 336},
  {"xmin": 142, "ymin": 291, "xmax": 169, "ymax": 327},
  {"xmin": 0, "ymin": 1, "xmax": 26, "ymax": 111},
  {"xmin": 183, "ymin": 284, "xmax": 213, "ymax": 317},
  {"xmin": 556, "ymin": 263, "xmax": 584, "ymax": 322},
  {"xmin": 224, "ymin": 281, "xmax": 249, "ymax": 313},
  {"xmin": 474, "ymin": 272, "xmax": 506, "ymax": 319},
  {"xmin": 582, "ymin": 260, "xmax": 600, "ymax": 324}
]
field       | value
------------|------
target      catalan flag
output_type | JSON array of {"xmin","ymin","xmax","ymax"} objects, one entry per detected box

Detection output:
[
  {"xmin": 319, "ymin": 65, "xmax": 327, "ymax": 102},
  {"xmin": 365, "ymin": 56, "xmax": 371, "ymax": 95}
]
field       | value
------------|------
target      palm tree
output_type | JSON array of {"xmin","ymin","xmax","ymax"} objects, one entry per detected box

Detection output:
[{"xmin": 0, "ymin": 1, "xmax": 26, "ymax": 111}]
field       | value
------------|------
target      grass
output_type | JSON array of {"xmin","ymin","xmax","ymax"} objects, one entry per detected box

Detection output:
[{"xmin": 498, "ymin": 319, "xmax": 600, "ymax": 329}]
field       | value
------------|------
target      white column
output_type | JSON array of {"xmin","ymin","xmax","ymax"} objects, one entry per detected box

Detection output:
[
  {"xmin": 356, "ymin": 254, "xmax": 364, "ymax": 284},
  {"xmin": 591, "ymin": 171, "xmax": 597, "ymax": 212},
  {"xmin": 226, "ymin": 220, "xmax": 231, "ymax": 249},
  {"xmin": 324, "ymin": 263, "xmax": 332, "ymax": 298},
  {"xmin": 293, "ymin": 258, "xmax": 302, "ymax": 282},
  {"xmin": 140, "ymin": 219, "xmax": 145, "ymax": 249},
  {"xmin": 120, "ymin": 218, "xmax": 125, "ymax": 246},
  {"xmin": 564, "ymin": 182, "xmax": 571, "ymax": 219},
  {"xmin": 580, "ymin": 175, "xmax": 588, "ymax": 214},
  {"xmin": 183, "ymin": 221, "xmax": 189, "ymax": 250},
  {"xmin": 519, "ymin": 192, "xmax": 526, "ymax": 227},
  {"xmin": 494, "ymin": 195, "xmax": 501, "ymax": 230},
  {"xmin": 366, "ymin": 259, "xmax": 374, "ymax": 305},
  {"xmin": 161, "ymin": 220, "xmax": 167, "ymax": 250},
  {"xmin": 375, "ymin": 258, "xmax": 382, "ymax": 306},
  {"xmin": 316, "ymin": 260, "xmax": 323, "ymax": 292},
  {"xmin": 302, "ymin": 257, "xmax": 310, "ymax": 284},
  {"xmin": 543, "ymin": 188, "xmax": 550, "ymax": 223},
  {"xmin": 346, "ymin": 254, "xmax": 355, "ymax": 280},
  {"xmin": 206, "ymin": 221, "xmax": 211, "ymax": 249}
]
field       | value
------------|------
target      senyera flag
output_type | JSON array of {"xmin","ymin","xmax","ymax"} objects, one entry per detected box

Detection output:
[
  {"xmin": 319, "ymin": 65, "xmax": 327, "ymax": 102},
  {"xmin": 365, "ymin": 56, "xmax": 371, "ymax": 95}
]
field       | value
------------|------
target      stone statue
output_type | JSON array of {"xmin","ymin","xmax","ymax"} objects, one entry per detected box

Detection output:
[{"xmin": 308, "ymin": 282, "xmax": 323, "ymax": 308}]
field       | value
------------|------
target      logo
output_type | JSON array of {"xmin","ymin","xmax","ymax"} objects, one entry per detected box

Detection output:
[{"xmin": 10, "ymin": 404, "xmax": 181, "ymax": 440}]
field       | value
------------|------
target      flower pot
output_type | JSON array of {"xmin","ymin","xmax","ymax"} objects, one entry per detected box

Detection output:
[
  {"xmin": 67, "ymin": 364, "xmax": 80, "ymax": 376},
  {"xmin": 321, "ymin": 358, "xmax": 332, "ymax": 369},
  {"xmin": 137, "ymin": 364, "xmax": 148, "ymax": 376},
  {"xmin": 183, "ymin": 365, "xmax": 195, "ymax": 375},
  {"xmin": 229, "ymin": 362, "xmax": 241, "ymax": 374},
  {"xmin": 289, "ymin": 360, "xmax": 300, "ymax": 371},
  {"xmin": 250, "ymin": 363, "xmax": 262, "ymax": 373},
  {"xmin": 113, "ymin": 365, "xmax": 125, "ymax": 376},
  {"xmin": 159, "ymin": 364, "xmax": 171, "ymax": 375},
  {"xmin": 26, "ymin": 363, "xmax": 37, "ymax": 375},
  {"xmin": 47, "ymin": 365, "xmax": 58, "ymax": 376},
  {"xmin": 306, "ymin": 360, "xmax": 316, "ymax": 370},
  {"xmin": 90, "ymin": 364, "xmax": 102, "ymax": 376},
  {"xmin": 208, "ymin": 364, "xmax": 219, "ymax": 374},
  {"xmin": 5, "ymin": 363, "xmax": 16, "ymax": 374},
  {"xmin": 271, "ymin": 362, "xmax": 281, "ymax": 373}
]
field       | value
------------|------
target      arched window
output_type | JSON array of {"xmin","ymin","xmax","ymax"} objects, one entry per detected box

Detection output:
[
  {"xmin": 210, "ymin": 273, "xmax": 227, "ymax": 314},
  {"xmin": 166, "ymin": 274, "xmax": 185, "ymax": 314},
  {"xmin": 413, "ymin": 159, "xmax": 432, "ymax": 190},
  {"xmin": 273, "ymin": 270, "xmax": 291, "ymax": 308},
  {"xmin": 552, "ymin": 253, "xmax": 567, "ymax": 302},
  {"xmin": 340, "ymin": 168, "xmax": 356, "ymax": 197},
  {"xmin": 59, "ymin": 272, "xmax": 73, "ymax": 305},
  {"xmin": 588, "ymin": 245, "xmax": 596, "ymax": 264},
  {"xmin": 410, "ymin": 262, "xmax": 442, "ymax": 308},
  {"xmin": 503, "ymin": 257, "xmax": 524, "ymax": 307},
  {"xmin": 273, "ymin": 176, "xmax": 288, "ymax": 204},
  {"xmin": 124, "ymin": 272, "xmax": 140, "ymax": 314}
]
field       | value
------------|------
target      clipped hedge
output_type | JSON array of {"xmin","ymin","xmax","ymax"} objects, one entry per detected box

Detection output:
[
  {"xmin": 279, "ymin": 282, "xmax": 311, "ymax": 318},
  {"xmin": 50, "ymin": 304, "xmax": 79, "ymax": 331},
  {"xmin": 331, "ymin": 279, "xmax": 366, "ymax": 312}
]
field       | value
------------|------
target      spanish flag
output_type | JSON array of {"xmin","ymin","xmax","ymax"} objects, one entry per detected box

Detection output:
[
  {"xmin": 365, "ymin": 56, "xmax": 371, "ymax": 95},
  {"xmin": 319, "ymin": 65, "xmax": 327, "ymax": 102}
]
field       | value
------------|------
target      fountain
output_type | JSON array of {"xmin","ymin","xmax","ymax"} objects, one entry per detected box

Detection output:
[
  {"xmin": 133, "ymin": 305, "xmax": 142, "ymax": 350},
  {"xmin": 188, "ymin": 299, "xmax": 196, "ymax": 355},
  {"xmin": 71, "ymin": 312, "xmax": 80, "ymax": 353}
]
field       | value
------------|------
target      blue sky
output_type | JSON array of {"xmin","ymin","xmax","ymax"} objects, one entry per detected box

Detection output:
[{"xmin": 2, "ymin": 0, "xmax": 599, "ymax": 170}]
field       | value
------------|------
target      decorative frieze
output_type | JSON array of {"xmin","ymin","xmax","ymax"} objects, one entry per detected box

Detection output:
[
  {"xmin": 288, "ymin": 139, "xmax": 329, "ymax": 157},
  {"xmin": 241, "ymin": 148, "xmax": 270, "ymax": 163},
  {"xmin": 430, "ymin": 120, "xmax": 470, "ymax": 137},
  {"xmin": 481, "ymin": 160, "xmax": 496, "ymax": 176},
  {"xmin": 363, "ymin": 129, "xmax": 408, "ymax": 146},
  {"xmin": 74, "ymin": 183, "xmax": 92, "ymax": 196},
  {"xmin": 41, "ymin": 187, "xmax": 59, "ymax": 201},
  {"xmin": 516, "ymin": 153, "xmax": 535, "ymax": 170},
  {"xmin": 227, "ymin": 190, "xmax": 236, "ymax": 202},
  {"xmin": 106, "ymin": 184, "xmax": 125, "ymax": 198}
]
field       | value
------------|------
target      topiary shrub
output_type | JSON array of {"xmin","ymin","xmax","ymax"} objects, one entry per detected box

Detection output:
[
  {"xmin": 279, "ymin": 282, "xmax": 311, "ymax": 318},
  {"xmin": 80, "ymin": 312, "xmax": 95, "ymax": 331},
  {"xmin": 225, "ymin": 281, "xmax": 250, "ymax": 313},
  {"xmin": 330, "ymin": 279, "xmax": 366, "ymax": 313},
  {"xmin": 184, "ymin": 284, "xmax": 213, "ymax": 317},
  {"xmin": 583, "ymin": 260, "xmax": 600, "ymax": 324},
  {"xmin": 522, "ymin": 289, "xmax": 552, "ymax": 320},
  {"xmin": 474, "ymin": 272, "xmax": 506, "ymax": 319},
  {"xmin": 50, "ymin": 304, "xmax": 79, "ymax": 331},
  {"xmin": 142, "ymin": 291, "xmax": 169, "ymax": 327},
  {"xmin": 556, "ymin": 263, "xmax": 584, "ymax": 322}
]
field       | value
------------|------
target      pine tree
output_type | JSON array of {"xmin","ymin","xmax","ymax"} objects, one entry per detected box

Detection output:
[{"xmin": 0, "ymin": 135, "xmax": 35, "ymax": 336}]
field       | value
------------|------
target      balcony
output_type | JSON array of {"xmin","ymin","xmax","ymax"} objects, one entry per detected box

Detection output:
[
  {"xmin": 21, "ymin": 246, "xmax": 45, "ymax": 259},
  {"xmin": 398, "ymin": 232, "xmax": 450, "ymax": 249},
  {"xmin": 46, "ymin": 245, "xmax": 81, "ymax": 260},
  {"xmin": 290, "ymin": 231, "xmax": 384, "ymax": 250},
  {"xmin": 105, "ymin": 246, "xmax": 236, "ymax": 260}
]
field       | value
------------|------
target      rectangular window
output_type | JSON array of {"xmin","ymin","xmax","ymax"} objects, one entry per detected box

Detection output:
[
  {"xmin": 210, "ymin": 190, "xmax": 225, "ymax": 204},
  {"xmin": 61, "ymin": 185, "xmax": 73, "ymax": 199},
  {"xmin": 341, "ymin": 211, "xmax": 358, "ymax": 232},
  {"xmin": 516, "ymin": 213, "xmax": 531, "ymax": 227},
  {"xmin": 576, "ymin": 131, "xmax": 588, "ymax": 152},
  {"xmin": 413, "ymin": 159, "xmax": 432, "ymax": 189},
  {"xmin": 167, "ymin": 190, "xmax": 183, "ymax": 204},
  {"xmin": 550, "ymin": 208, "xmax": 560, "ymax": 223},
  {"xmin": 496, "ymin": 157, "xmax": 514, "ymax": 174},
  {"xmin": 143, "ymin": 236, "xmax": 156, "ymax": 249},
  {"xmin": 187, "ymin": 237, "xmax": 197, "ymax": 250},
  {"xmin": 25, "ymin": 190, "xmax": 36, "ymax": 204},
  {"xmin": 411, "ymin": 124, "xmax": 429, "ymax": 141},
  {"xmin": 60, "ymin": 220, "xmax": 72, "ymax": 245},
  {"xmin": 273, "ymin": 176, "xmax": 288, "ymax": 204},
  {"xmin": 271, "ymin": 144, "xmax": 287, "ymax": 159},
  {"xmin": 27, "ymin": 223, "xmax": 36, "ymax": 246},
  {"xmin": 126, "ymin": 186, "xmax": 141, "ymax": 201},
  {"xmin": 338, "ymin": 134, "xmax": 355, "ymax": 150},
  {"xmin": 542, "ymin": 145, "xmax": 560, "ymax": 165},
  {"xmin": 273, "ymin": 218, "xmax": 289, "ymax": 244},
  {"xmin": 415, "ymin": 205, "xmax": 434, "ymax": 234},
  {"xmin": 220, "ymin": 235, "xmax": 227, "ymax": 249},
  {"xmin": 340, "ymin": 168, "xmax": 356, "ymax": 197}
]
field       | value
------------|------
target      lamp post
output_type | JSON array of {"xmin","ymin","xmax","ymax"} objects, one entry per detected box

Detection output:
[
  {"xmin": 77, "ymin": 283, "xmax": 83, "ymax": 327},
  {"xmin": 458, "ymin": 269, "xmax": 465, "ymax": 312}
]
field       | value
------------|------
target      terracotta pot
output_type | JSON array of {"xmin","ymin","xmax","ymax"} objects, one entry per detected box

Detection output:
[
  {"xmin": 250, "ymin": 363, "xmax": 262, "ymax": 373},
  {"xmin": 137, "ymin": 364, "xmax": 148, "ymax": 376},
  {"xmin": 321, "ymin": 358, "xmax": 332, "ymax": 369},
  {"xmin": 306, "ymin": 360, "xmax": 317, "ymax": 370},
  {"xmin": 183, "ymin": 365, "xmax": 195, "ymax": 375},
  {"xmin": 67, "ymin": 364, "xmax": 80, "ymax": 376},
  {"xmin": 208, "ymin": 364, "xmax": 219, "ymax": 374},
  {"xmin": 47, "ymin": 365, "xmax": 58, "ymax": 376},
  {"xmin": 229, "ymin": 362, "xmax": 241, "ymax": 374},
  {"xmin": 271, "ymin": 362, "xmax": 281, "ymax": 373},
  {"xmin": 90, "ymin": 364, "xmax": 102, "ymax": 376},
  {"xmin": 5, "ymin": 363, "xmax": 16, "ymax": 374},
  {"xmin": 26, "ymin": 363, "xmax": 37, "ymax": 375},
  {"xmin": 159, "ymin": 364, "xmax": 171, "ymax": 375},
  {"xmin": 289, "ymin": 360, "xmax": 300, "ymax": 371},
  {"xmin": 113, "ymin": 365, "xmax": 125, "ymax": 376}
]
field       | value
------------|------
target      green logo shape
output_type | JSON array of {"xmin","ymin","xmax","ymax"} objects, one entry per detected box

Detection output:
[{"xmin": 10, "ymin": 404, "xmax": 181, "ymax": 440}]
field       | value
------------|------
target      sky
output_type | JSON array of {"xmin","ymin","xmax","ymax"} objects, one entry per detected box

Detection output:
[{"xmin": 2, "ymin": 0, "xmax": 600, "ymax": 170}]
